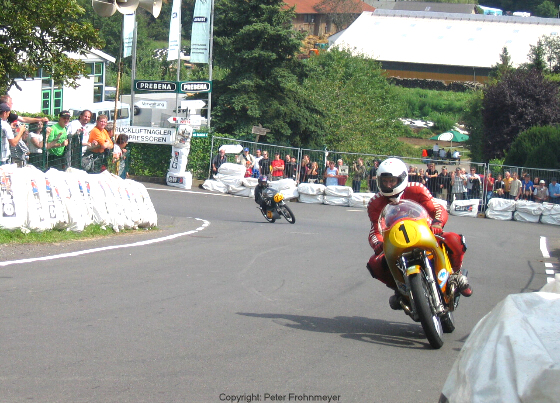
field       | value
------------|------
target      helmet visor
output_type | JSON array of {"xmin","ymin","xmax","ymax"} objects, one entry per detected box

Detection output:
[{"xmin": 378, "ymin": 173, "xmax": 405, "ymax": 194}]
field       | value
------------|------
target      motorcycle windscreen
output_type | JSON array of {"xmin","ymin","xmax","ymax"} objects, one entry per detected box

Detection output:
[{"xmin": 378, "ymin": 199, "xmax": 429, "ymax": 233}]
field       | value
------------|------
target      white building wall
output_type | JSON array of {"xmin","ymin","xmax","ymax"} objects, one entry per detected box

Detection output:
[
  {"xmin": 8, "ymin": 79, "xmax": 43, "ymax": 114},
  {"xmin": 63, "ymin": 76, "xmax": 95, "ymax": 111}
]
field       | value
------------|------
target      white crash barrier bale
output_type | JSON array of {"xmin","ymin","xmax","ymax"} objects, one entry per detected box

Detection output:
[
  {"xmin": 41, "ymin": 168, "xmax": 69, "ymax": 230},
  {"xmin": 125, "ymin": 179, "xmax": 157, "ymax": 228},
  {"xmin": 515, "ymin": 200, "xmax": 544, "ymax": 215},
  {"xmin": 279, "ymin": 187, "xmax": 299, "ymax": 200},
  {"xmin": 26, "ymin": 168, "xmax": 55, "ymax": 232},
  {"xmin": 540, "ymin": 202, "xmax": 560, "ymax": 225},
  {"xmin": 449, "ymin": 199, "xmax": 479, "ymax": 217},
  {"xmin": 299, "ymin": 193, "xmax": 324, "ymax": 204},
  {"xmin": 168, "ymin": 146, "xmax": 189, "ymax": 173},
  {"xmin": 324, "ymin": 185, "xmax": 353, "ymax": 197},
  {"xmin": 96, "ymin": 171, "xmax": 126, "ymax": 232},
  {"xmin": 513, "ymin": 211, "xmax": 540, "ymax": 223},
  {"xmin": 486, "ymin": 198, "xmax": 516, "ymax": 220},
  {"xmin": 513, "ymin": 200, "xmax": 544, "ymax": 223},
  {"xmin": 228, "ymin": 184, "xmax": 254, "ymax": 198},
  {"xmin": 0, "ymin": 165, "xmax": 31, "ymax": 231},
  {"xmin": 202, "ymin": 179, "xmax": 228, "ymax": 193},
  {"xmin": 323, "ymin": 195, "xmax": 350, "ymax": 206},
  {"xmin": 59, "ymin": 168, "xmax": 93, "ymax": 232},
  {"xmin": 441, "ymin": 292, "xmax": 560, "ymax": 403},
  {"xmin": 213, "ymin": 173, "xmax": 243, "ymax": 188},
  {"xmin": 350, "ymin": 192, "xmax": 375, "ymax": 208},
  {"xmin": 105, "ymin": 173, "xmax": 137, "ymax": 230},
  {"xmin": 269, "ymin": 178, "xmax": 297, "ymax": 191},
  {"xmin": 167, "ymin": 171, "xmax": 192, "ymax": 190},
  {"xmin": 241, "ymin": 177, "xmax": 258, "ymax": 188},
  {"xmin": 217, "ymin": 162, "xmax": 245, "ymax": 177},
  {"xmin": 297, "ymin": 183, "xmax": 325, "ymax": 195},
  {"xmin": 218, "ymin": 144, "xmax": 243, "ymax": 155}
]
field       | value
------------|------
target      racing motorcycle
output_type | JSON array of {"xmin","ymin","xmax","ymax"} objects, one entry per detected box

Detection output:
[
  {"xmin": 379, "ymin": 200, "xmax": 464, "ymax": 349},
  {"xmin": 259, "ymin": 187, "xmax": 296, "ymax": 224}
]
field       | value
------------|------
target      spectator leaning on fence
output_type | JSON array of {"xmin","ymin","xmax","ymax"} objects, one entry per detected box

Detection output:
[
  {"xmin": 503, "ymin": 171, "xmax": 513, "ymax": 199},
  {"xmin": 252, "ymin": 149, "xmax": 263, "ymax": 178},
  {"xmin": 8, "ymin": 113, "xmax": 29, "ymax": 167},
  {"xmin": 352, "ymin": 158, "xmax": 366, "ymax": 193},
  {"xmin": 451, "ymin": 167, "xmax": 467, "ymax": 200},
  {"xmin": 521, "ymin": 174, "xmax": 534, "ymax": 201},
  {"xmin": 324, "ymin": 160, "xmax": 339, "ymax": 186},
  {"xmin": 46, "ymin": 110, "xmax": 71, "ymax": 168},
  {"xmin": 534, "ymin": 180, "xmax": 549, "ymax": 203},
  {"xmin": 438, "ymin": 166, "xmax": 452, "ymax": 202},
  {"xmin": 259, "ymin": 150, "xmax": 271, "ymax": 179},
  {"xmin": 212, "ymin": 148, "xmax": 227, "ymax": 175},
  {"xmin": 271, "ymin": 153, "xmax": 284, "ymax": 180},
  {"xmin": 549, "ymin": 178, "xmax": 560, "ymax": 204},
  {"xmin": 509, "ymin": 172, "xmax": 522, "ymax": 201},
  {"xmin": 0, "ymin": 103, "xmax": 15, "ymax": 164}
]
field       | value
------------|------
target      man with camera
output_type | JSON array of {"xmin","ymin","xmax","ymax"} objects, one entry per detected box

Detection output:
[{"xmin": 352, "ymin": 158, "xmax": 366, "ymax": 193}]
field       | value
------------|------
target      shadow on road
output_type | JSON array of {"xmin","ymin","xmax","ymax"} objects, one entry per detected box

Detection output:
[{"xmin": 238, "ymin": 312, "xmax": 434, "ymax": 350}]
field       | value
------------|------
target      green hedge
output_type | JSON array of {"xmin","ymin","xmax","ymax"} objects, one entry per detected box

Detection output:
[{"xmin": 128, "ymin": 136, "xmax": 214, "ymax": 179}]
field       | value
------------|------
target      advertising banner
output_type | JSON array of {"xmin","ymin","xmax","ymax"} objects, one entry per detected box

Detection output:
[
  {"xmin": 167, "ymin": 0, "xmax": 182, "ymax": 61},
  {"xmin": 190, "ymin": 0, "xmax": 211, "ymax": 63},
  {"xmin": 123, "ymin": 13, "xmax": 136, "ymax": 58},
  {"xmin": 115, "ymin": 126, "xmax": 175, "ymax": 145}
]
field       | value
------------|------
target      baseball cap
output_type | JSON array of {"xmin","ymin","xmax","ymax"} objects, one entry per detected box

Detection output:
[
  {"xmin": 7, "ymin": 113, "xmax": 18, "ymax": 124},
  {"xmin": 0, "ymin": 103, "xmax": 10, "ymax": 112},
  {"xmin": 59, "ymin": 110, "xmax": 71, "ymax": 118},
  {"xmin": 540, "ymin": 180, "xmax": 545, "ymax": 184},
  {"xmin": 243, "ymin": 147, "xmax": 249, "ymax": 152},
  {"xmin": 442, "ymin": 166, "xmax": 447, "ymax": 170}
]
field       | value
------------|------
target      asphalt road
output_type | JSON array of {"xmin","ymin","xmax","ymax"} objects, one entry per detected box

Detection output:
[{"xmin": 1, "ymin": 184, "xmax": 558, "ymax": 403}]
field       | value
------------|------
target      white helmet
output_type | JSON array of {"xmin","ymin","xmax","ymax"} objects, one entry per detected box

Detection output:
[{"xmin": 376, "ymin": 158, "xmax": 408, "ymax": 197}]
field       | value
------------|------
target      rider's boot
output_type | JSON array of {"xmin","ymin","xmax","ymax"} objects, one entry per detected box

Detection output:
[
  {"xmin": 450, "ymin": 270, "xmax": 472, "ymax": 297},
  {"xmin": 389, "ymin": 290, "xmax": 403, "ymax": 310}
]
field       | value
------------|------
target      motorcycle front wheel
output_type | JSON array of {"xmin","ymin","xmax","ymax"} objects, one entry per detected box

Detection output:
[
  {"xmin": 410, "ymin": 272, "xmax": 444, "ymax": 349},
  {"xmin": 260, "ymin": 207, "xmax": 276, "ymax": 223},
  {"xmin": 279, "ymin": 204, "xmax": 296, "ymax": 224}
]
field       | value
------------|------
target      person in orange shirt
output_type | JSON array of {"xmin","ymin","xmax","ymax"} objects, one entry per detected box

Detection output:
[
  {"xmin": 88, "ymin": 114, "xmax": 113, "ymax": 154},
  {"xmin": 85, "ymin": 114, "xmax": 113, "ymax": 172}
]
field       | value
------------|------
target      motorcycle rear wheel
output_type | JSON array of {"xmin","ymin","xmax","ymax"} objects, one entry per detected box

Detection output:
[
  {"xmin": 410, "ymin": 272, "xmax": 444, "ymax": 349},
  {"xmin": 279, "ymin": 204, "xmax": 296, "ymax": 224},
  {"xmin": 260, "ymin": 207, "xmax": 276, "ymax": 223}
]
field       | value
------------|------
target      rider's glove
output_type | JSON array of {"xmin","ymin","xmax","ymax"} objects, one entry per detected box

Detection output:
[
  {"xmin": 373, "ymin": 241, "xmax": 384, "ymax": 255},
  {"xmin": 431, "ymin": 220, "xmax": 443, "ymax": 235}
]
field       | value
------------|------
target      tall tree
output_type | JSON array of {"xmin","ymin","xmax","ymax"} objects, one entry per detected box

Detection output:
[
  {"xmin": 302, "ymin": 48, "xmax": 411, "ymax": 155},
  {"xmin": 212, "ymin": 0, "xmax": 324, "ymax": 146},
  {"xmin": 0, "ymin": 0, "xmax": 103, "ymax": 93},
  {"xmin": 481, "ymin": 69, "xmax": 560, "ymax": 161},
  {"xmin": 490, "ymin": 47, "xmax": 514, "ymax": 80}
]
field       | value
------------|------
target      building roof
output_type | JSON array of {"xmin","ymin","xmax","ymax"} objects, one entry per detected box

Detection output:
[
  {"xmin": 332, "ymin": 10, "xmax": 560, "ymax": 69},
  {"xmin": 364, "ymin": 1, "xmax": 476, "ymax": 14},
  {"xmin": 284, "ymin": 0, "xmax": 375, "ymax": 14}
]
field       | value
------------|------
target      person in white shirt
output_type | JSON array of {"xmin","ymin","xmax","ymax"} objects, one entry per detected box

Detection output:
[
  {"xmin": 252, "ymin": 149, "xmax": 263, "ymax": 178},
  {"xmin": 0, "ymin": 103, "xmax": 16, "ymax": 164},
  {"xmin": 65, "ymin": 109, "xmax": 92, "ymax": 168}
]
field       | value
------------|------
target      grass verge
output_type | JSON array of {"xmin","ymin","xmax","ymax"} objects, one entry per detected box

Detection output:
[{"xmin": 0, "ymin": 225, "xmax": 155, "ymax": 245}]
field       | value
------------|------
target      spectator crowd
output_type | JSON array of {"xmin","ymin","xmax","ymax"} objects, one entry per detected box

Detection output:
[
  {"xmin": 212, "ymin": 148, "xmax": 560, "ymax": 205},
  {"xmin": 0, "ymin": 95, "xmax": 129, "ymax": 178}
]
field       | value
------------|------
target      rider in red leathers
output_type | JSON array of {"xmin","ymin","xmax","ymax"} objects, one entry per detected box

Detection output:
[{"xmin": 366, "ymin": 158, "xmax": 472, "ymax": 310}]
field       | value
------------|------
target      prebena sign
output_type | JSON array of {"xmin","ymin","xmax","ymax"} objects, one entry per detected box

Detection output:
[
  {"xmin": 134, "ymin": 80, "xmax": 177, "ymax": 92},
  {"xmin": 180, "ymin": 81, "xmax": 211, "ymax": 93},
  {"xmin": 134, "ymin": 80, "xmax": 212, "ymax": 94}
]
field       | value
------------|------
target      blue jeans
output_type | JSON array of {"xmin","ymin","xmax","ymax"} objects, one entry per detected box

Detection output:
[{"xmin": 352, "ymin": 180, "xmax": 362, "ymax": 193}]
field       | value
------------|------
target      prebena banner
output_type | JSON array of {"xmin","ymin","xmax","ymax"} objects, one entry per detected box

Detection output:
[{"xmin": 115, "ymin": 126, "xmax": 175, "ymax": 145}]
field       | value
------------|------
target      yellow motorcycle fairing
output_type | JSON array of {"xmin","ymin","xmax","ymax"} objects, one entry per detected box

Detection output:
[
  {"xmin": 274, "ymin": 193, "xmax": 284, "ymax": 203},
  {"xmin": 383, "ymin": 218, "xmax": 453, "ymax": 302}
]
